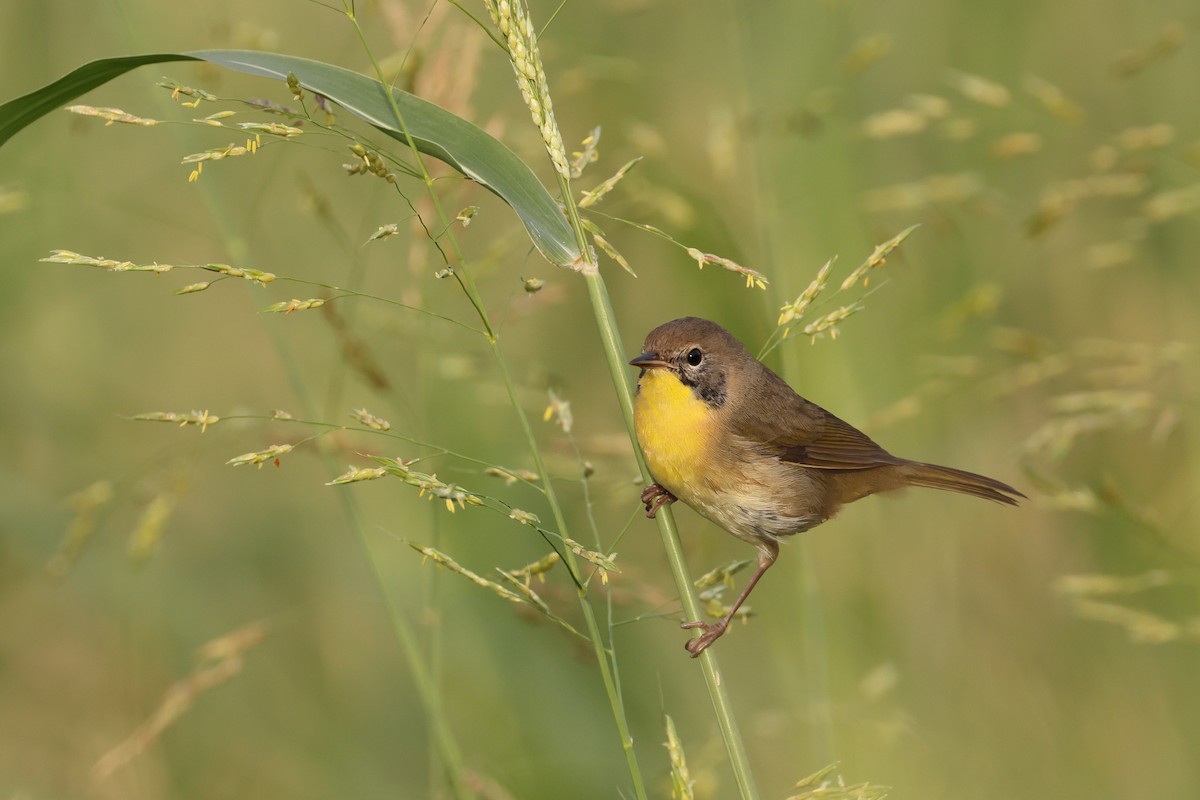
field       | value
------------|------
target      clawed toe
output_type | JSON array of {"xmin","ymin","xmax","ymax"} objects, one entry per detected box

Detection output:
[
  {"xmin": 680, "ymin": 619, "xmax": 728, "ymax": 657},
  {"xmin": 640, "ymin": 483, "xmax": 677, "ymax": 518}
]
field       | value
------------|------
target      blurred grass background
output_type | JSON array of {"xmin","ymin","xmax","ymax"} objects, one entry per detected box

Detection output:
[{"xmin": 1, "ymin": 0, "xmax": 1198, "ymax": 798}]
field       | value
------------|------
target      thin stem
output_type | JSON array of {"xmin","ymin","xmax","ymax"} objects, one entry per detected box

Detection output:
[
  {"xmin": 107, "ymin": 13, "xmax": 475, "ymax": 791},
  {"xmin": 580, "ymin": 269, "xmax": 763, "ymax": 800},
  {"xmin": 489, "ymin": 340, "xmax": 650, "ymax": 800},
  {"xmin": 344, "ymin": 11, "xmax": 650, "ymax": 797}
]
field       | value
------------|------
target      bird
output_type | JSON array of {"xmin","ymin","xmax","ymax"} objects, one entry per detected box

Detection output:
[{"xmin": 629, "ymin": 317, "xmax": 1024, "ymax": 657}]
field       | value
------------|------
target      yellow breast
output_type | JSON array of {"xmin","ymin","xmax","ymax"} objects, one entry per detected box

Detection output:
[{"xmin": 633, "ymin": 368, "xmax": 718, "ymax": 495}]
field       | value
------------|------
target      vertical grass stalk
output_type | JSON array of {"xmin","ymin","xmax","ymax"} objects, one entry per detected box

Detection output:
[{"xmin": 344, "ymin": 7, "xmax": 650, "ymax": 798}]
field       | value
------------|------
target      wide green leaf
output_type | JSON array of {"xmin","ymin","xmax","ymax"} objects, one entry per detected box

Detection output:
[{"xmin": 0, "ymin": 50, "xmax": 581, "ymax": 267}]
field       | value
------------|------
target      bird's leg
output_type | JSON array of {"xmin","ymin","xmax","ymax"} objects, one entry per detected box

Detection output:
[
  {"xmin": 640, "ymin": 483, "xmax": 677, "ymax": 518},
  {"xmin": 681, "ymin": 542, "xmax": 779, "ymax": 658}
]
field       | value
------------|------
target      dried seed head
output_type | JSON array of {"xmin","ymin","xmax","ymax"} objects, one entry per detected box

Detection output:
[
  {"xmin": 65, "ymin": 105, "xmax": 160, "ymax": 126},
  {"xmin": 262, "ymin": 298, "xmax": 326, "ymax": 314},
  {"xmin": 327, "ymin": 465, "xmax": 389, "ymax": 485},
  {"xmin": 366, "ymin": 223, "xmax": 401, "ymax": 243},
  {"xmin": 134, "ymin": 410, "xmax": 220, "ymax": 432},
  {"xmin": 226, "ymin": 444, "xmax": 293, "ymax": 469},
  {"xmin": 778, "ymin": 258, "xmax": 834, "ymax": 326},
  {"xmin": 352, "ymin": 408, "xmax": 391, "ymax": 431},
  {"xmin": 579, "ymin": 157, "xmax": 641, "ymax": 208},
  {"xmin": 484, "ymin": 0, "xmax": 570, "ymax": 178},
  {"xmin": 684, "ymin": 248, "xmax": 767, "ymax": 289}
]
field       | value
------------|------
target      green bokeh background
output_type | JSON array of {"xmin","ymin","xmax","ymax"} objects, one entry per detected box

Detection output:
[{"xmin": 1, "ymin": 1, "xmax": 1197, "ymax": 798}]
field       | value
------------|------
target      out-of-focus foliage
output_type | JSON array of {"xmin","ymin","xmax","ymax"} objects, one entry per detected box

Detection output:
[{"xmin": 0, "ymin": 1, "xmax": 1196, "ymax": 799}]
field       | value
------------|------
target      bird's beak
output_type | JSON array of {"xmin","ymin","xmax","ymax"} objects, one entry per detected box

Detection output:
[{"xmin": 629, "ymin": 351, "xmax": 669, "ymax": 369}]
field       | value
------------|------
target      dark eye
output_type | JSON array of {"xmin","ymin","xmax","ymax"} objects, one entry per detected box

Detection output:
[{"xmin": 686, "ymin": 347, "xmax": 703, "ymax": 366}]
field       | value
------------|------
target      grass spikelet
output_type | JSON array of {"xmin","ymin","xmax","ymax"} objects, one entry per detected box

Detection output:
[
  {"xmin": 664, "ymin": 714, "xmax": 695, "ymax": 800},
  {"xmin": 482, "ymin": 0, "xmax": 570, "ymax": 177},
  {"xmin": 370, "ymin": 456, "xmax": 483, "ymax": 511},
  {"xmin": 41, "ymin": 250, "xmax": 172, "ymax": 273},
  {"xmin": 786, "ymin": 763, "xmax": 890, "ymax": 800},
  {"xmin": 366, "ymin": 223, "xmax": 400, "ymax": 243},
  {"xmin": 592, "ymin": 233, "xmax": 636, "ymax": 277},
  {"xmin": 570, "ymin": 126, "xmax": 601, "ymax": 178},
  {"xmin": 484, "ymin": 466, "xmax": 540, "ymax": 486},
  {"xmin": 158, "ymin": 79, "xmax": 216, "ymax": 107},
  {"xmin": 133, "ymin": 410, "xmax": 220, "ymax": 431},
  {"xmin": 342, "ymin": 144, "xmax": 397, "ymax": 184},
  {"xmin": 494, "ymin": 569, "xmax": 550, "ymax": 612},
  {"xmin": 579, "ymin": 157, "xmax": 641, "ymax": 208},
  {"xmin": 405, "ymin": 542, "xmax": 527, "ymax": 605},
  {"xmin": 840, "ymin": 224, "xmax": 919, "ymax": 290},
  {"xmin": 694, "ymin": 559, "xmax": 753, "ymax": 592},
  {"xmin": 685, "ymin": 248, "xmax": 767, "ymax": 289},
  {"xmin": 326, "ymin": 465, "xmax": 388, "ymax": 485},
  {"xmin": 174, "ymin": 281, "xmax": 212, "ymax": 295},
  {"xmin": 237, "ymin": 121, "xmax": 302, "ymax": 137},
  {"xmin": 65, "ymin": 105, "xmax": 160, "ymax": 126},
  {"xmin": 562, "ymin": 537, "xmax": 618, "ymax": 579},
  {"xmin": 197, "ymin": 110, "xmax": 237, "ymax": 126},
  {"xmin": 226, "ymin": 443, "xmax": 293, "ymax": 468},
  {"xmin": 803, "ymin": 304, "xmax": 864, "ymax": 342},
  {"xmin": 505, "ymin": 552, "xmax": 560, "ymax": 585},
  {"xmin": 778, "ymin": 259, "xmax": 834, "ymax": 325},
  {"xmin": 508, "ymin": 508, "xmax": 541, "ymax": 526},
  {"xmin": 262, "ymin": 298, "xmax": 326, "ymax": 314},
  {"xmin": 202, "ymin": 263, "xmax": 276, "ymax": 285},
  {"xmin": 351, "ymin": 408, "xmax": 391, "ymax": 431},
  {"xmin": 181, "ymin": 142, "xmax": 253, "ymax": 164}
]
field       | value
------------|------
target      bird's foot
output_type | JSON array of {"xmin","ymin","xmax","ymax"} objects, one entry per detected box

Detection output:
[
  {"xmin": 680, "ymin": 618, "xmax": 729, "ymax": 658},
  {"xmin": 640, "ymin": 483, "xmax": 677, "ymax": 518}
]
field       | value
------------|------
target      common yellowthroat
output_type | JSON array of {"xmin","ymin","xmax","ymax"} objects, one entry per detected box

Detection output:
[{"xmin": 630, "ymin": 317, "xmax": 1024, "ymax": 657}]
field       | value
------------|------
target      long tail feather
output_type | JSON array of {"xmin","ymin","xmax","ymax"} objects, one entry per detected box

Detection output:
[{"xmin": 902, "ymin": 462, "xmax": 1026, "ymax": 505}]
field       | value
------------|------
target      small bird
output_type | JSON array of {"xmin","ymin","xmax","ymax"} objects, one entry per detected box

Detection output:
[{"xmin": 630, "ymin": 317, "xmax": 1024, "ymax": 657}]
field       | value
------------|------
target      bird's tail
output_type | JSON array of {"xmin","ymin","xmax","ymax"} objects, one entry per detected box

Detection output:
[{"xmin": 902, "ymin": 461, "xmax": 1026, "ymax": 506}]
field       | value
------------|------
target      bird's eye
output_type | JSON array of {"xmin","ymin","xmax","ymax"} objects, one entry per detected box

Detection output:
[{"xmin": 686, "ymin": 347, "xmax": 703, "ymax": 366}]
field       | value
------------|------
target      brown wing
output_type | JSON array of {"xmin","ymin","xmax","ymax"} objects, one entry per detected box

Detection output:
[{"xmin": 732, "ymin": 367, "xmax": 904, "ymax": 471}]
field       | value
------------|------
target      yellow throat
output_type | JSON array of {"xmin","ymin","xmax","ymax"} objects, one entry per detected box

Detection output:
[{"xmin": 633, "ymin": 367, "xmax": 717, "ymax": 493}]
